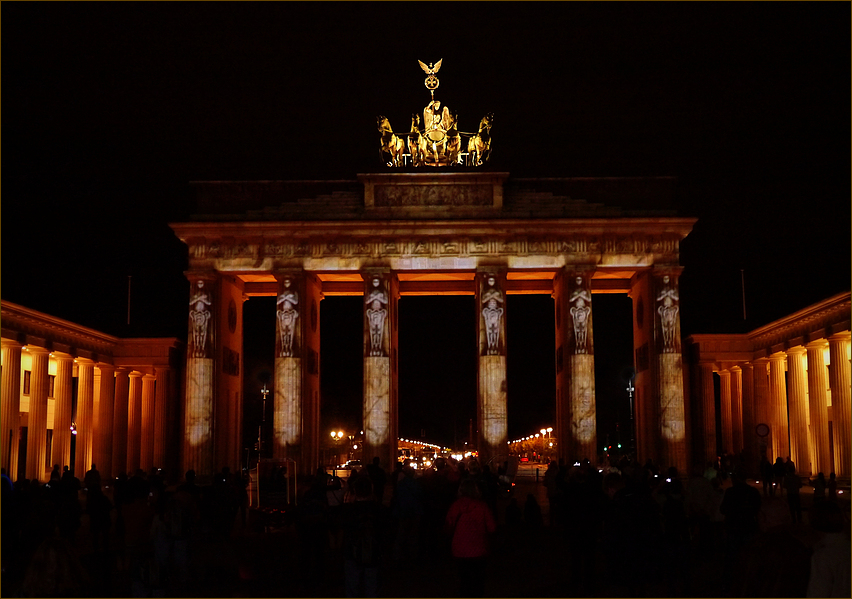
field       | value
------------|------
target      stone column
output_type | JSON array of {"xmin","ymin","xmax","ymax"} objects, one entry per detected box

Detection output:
[
  {"xmin": 753, "ymin": 359, "xmax": 770, "ymax": 459},
  {"xmin": 828, "ymin": 332, "xmax": 850, "ymax": 477},
  {"xmin": 184, "ymin": 273, "xmax": 218, "ymax": 479},
  {"xmin": 273, "ymin": 272, "xmax": 304, "ymax": 462},
  {"xmin": 719, "ymin": 370, "xmax": 732, "ymax": 455},
  {"xmin": 741, "ymin": 363, "xmax": 756, "ymax": 471},
  {"xmin": 362, "ymin": 271, "xmax": 399, "ymax": 469},
  {"xmin": 25, "ymin": 348, "xmax": 50, "ymax": 481},
  {"xmin": 112, "ymin": 368, "xmax": 130, "ymax": 477},
  {"xmin": 140, "ymin": 374, "xmax": 156, "ymax": 472},
  {"xmin": 806, "ymin": 341, "xmax": 831, "ymax": 475},
  {"xmin": 153, "ymin": 367, "xmax": 171, "ymax": 471},
  {"xmin": 554, "ymin": 268, "xmax": 596, "ymax": 462},
  {"xmin": 652, "ymin": 269, "xmax": 687, "ymax": 473},
  {"xmin": 51, "ymin": 355, "xmax": 74, "ymax": 473},
  {"xmin": 93, "ymin": 364, "xmax": 115, "ymax": 479},
  {"xmin": 699, "ymin": 362, "xmax": 716, "ymax": 466},
  {"xmin": 1, "ymin": 340, "xmax": 23, "ymax": 478},
  {"xmin": 74, "ymin": 358, "xmax": 95, "ymax": 478},
  {"xmin": 730, "ymin": 366, "xmax": 743, "ymax": 455},
  {"xmin": 126, "ymin": 372, "xmax": 142, "ymax": 474},
  {"xmin": 475, "ymin": 269, "xmax": 508, "ymax": 466},
  {"xmin": 768, "ymin": 353, "xmax": 789, "ymax": 463},
  {"xmin": 786, "ymin": 347, "xmax": 811, "ymax": 475}
]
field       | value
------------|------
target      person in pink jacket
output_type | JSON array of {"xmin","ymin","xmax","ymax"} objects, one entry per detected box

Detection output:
[{"xmin": 445, "ymin": 478, "xmax": 496, "ymax": 597}]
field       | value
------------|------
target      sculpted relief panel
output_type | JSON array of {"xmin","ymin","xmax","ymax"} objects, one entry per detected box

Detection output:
[
  {"xmin": 187, "ymin": 233, "xmax": 681, "ymax": 268},
  {"xmin": 374, "ymin": 184, "xmax": 492, "ymax": 207}
]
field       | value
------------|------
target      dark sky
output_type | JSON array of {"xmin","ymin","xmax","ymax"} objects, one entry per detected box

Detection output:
[{"xmin": 3, "ymin": 3, "xmax": 849, "ymax": 449}]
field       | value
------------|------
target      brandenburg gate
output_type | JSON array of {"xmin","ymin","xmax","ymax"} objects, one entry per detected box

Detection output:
[{"xmin": 170, "ymin": 173, "xmax": 696, "ymax": 476}]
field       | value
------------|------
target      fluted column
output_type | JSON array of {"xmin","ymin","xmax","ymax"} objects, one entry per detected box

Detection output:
[
  {"xmin": 25, "ymin": 348, "xmax": 50, "ymax": 481},
  {"xmin": 1, "ymin": 340, "xmax": 23, "ymax": 478},
  {"xmin": 730, "ymin": 366, "xmax": 743, "ymax": 454},
  {"xmin": 112, "ymin": 368, "xmax": 130, "ymax": 477},
  {"xmin": 140, "ymin": 374, "xmax": 156, "ymax": 472},
  {"xmin": 828, "ymin": 332, "xmax": 850, "ymax": 477},
  {"xmin": 126, "ymin": 372, "xmax": 142, "ymax": 474},
  {"xmin": 786, "ymin": 347, "xmax": 811, "ymax": 475},
  {"xmin": 153, "ymin": 367, "xmax": 171, "ymax": 470},
  {"xmin": 741, "ymin": 363, "xmax": 756, "ymax": 471},
  {"xmin": 806, "ymin": 341, "xmax": 831, "ymax": 475},
  {"xmin": 51, "ymin": 354, "xmax": 74, "ymax": 472},
  {"xmin": 719, "ymin": 370, "xmax": 732, "ymax": 455},
  {"xmin": 74, "ymin": 358, "xmax": 95, "ymax": 478},
  {"xmin": 699, "ymin": 362, "xmax": 716, "ymax": 465},
  {"xmin": 768, "ymin": 353, "xmax": 789, "ymax": 464},
  {"xmin": 753, "ymin": 359, "xmax": 770, "ymax": 458},
  {"xmin": 92, "ymin": 364, "xmax": 115, "ymax": 479}
]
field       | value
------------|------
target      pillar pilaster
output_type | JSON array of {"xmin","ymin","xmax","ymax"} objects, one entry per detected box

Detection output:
[
  {"xmin": 730, "ymin": 366, "xmax": 743, "ymax": 455},
  {"xmin": 786, "ymin": 347, "xmax": 811, "ymax": 475},
  {"xmin": 475, "ymin": 269, "xmax": 508, "ymax": 466},
  {"xmin": 1, "ymin": 340, "xmax": 23, "ymax": 478},
  {"xmin": 25, "ymin": 348, "xmax": 50, "ymax": 481},
  {"xmin": 753, "ymin": 359, "xmax": 770, "ymax": 459},
  {"xmin": 127, "ymin": 371, "xmax": 142, "ymax": 474},
  {"xmin": 741, "ymin": 363, "xmax": 756, "ymax": 471},
  {"xmin": 828, "ymin": 332, "xmax": 850, "ymax": 477},
  {"xmin": 93, "ymin": 363, "xmax": 115, "ymax": 479},
  {"xmin": 806, "ymin": 341, "xmax": 831, "ymax": 475},
  {"xmin": 554, "ymin": 267, "xmax": 596, "ymax": 462},
  {"xmin": 719, "ymin": 370, "xmax": 732, "ymax": 455},
  {"xmin": 140, "ymin": 373, "xmax": 156, "ymax": 472},
  {"xmin": 74, "ymin": 358, "xmax": 95, "ymax": 478},
  {"xmin": 184, "ymin": 272, "xmax": 218, "ymax": 479},
  {"xmin": 699, "ymin": 361, "xmax": 716, "ymax": 466},
  {"xmin": 112, "ymin": 368, "xmax": 130, "ymax": 477},
  {"xmin": 153, "ymin": 367, "xmax": 171, "ymax": 471},
  {"xmin": 768, "ymin": 353, "xmax": 789, "ymax": 463},
  {"xmin": 362, "ymin": 270, "xmax": 399, "ymax": 470},
  {"xmin": 273, "ymin": 272, "xmax": 304, "ymax": 464}
]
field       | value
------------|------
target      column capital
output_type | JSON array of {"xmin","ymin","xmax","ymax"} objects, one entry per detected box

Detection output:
[
  {"xmin": 1, "ymin": 338, "xmax": 23, "ymax": 350},
  {"xmin": 74, "ymin": 356, "xmax": 96, "ymax": 365},
  {"xmin": 25, "ymin": 345, "xmax": 50, "ymax": 356},
  {"xmin": 184, "ymin": 270, "xmax": 219, "ymax": 283},
  {"xmin": 729, "ymin": 365, "xmax": 742, "ymax": 373},
  {"xmin": 51, "ymin": 351, "xmax": 75, "ymax": 362},
  {"xmin": 768, "ymin": 352, "xmax": 787, "ymax": 362},
  {"xmin": 806, "ymin": 338, "xmax": 829, "ymax": 350},
  {"xmin": 828, "ymin": 330, "xmax": 851, "ymax": 343},
  {"xmin": 128, "ymin": 370, "xmax": 143, "ymax": 379},
  {"xmin": 786, "ymin": 345, "xmax": 807, "ymax": 356},
  {"xmin": 96, "ymin": 362, "xmax": 116, "ymax": 372}
]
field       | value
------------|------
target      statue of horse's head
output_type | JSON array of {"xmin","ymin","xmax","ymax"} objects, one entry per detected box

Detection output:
[{"xmin": 377, "ymin": 115, "xmax": 392, "ymax": 132}]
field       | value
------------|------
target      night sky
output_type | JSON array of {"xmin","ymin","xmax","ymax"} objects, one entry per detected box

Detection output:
[{"xmin": 3, "ymin": 3, "xmax": 849, "ymax": 450}]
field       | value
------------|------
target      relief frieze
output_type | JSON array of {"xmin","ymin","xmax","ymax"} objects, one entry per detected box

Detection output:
[
  {"xmin": 374, "ymin": 184, "xmax": 492, "ymax": 207},
  {"xmin": 187, "ymin": 233, "xmax": 681, "ymax": 264}
]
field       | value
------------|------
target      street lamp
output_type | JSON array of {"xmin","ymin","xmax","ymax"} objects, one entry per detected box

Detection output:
[{"xmin": 626, "ymin": 378, "xmax": 636, "ymax": 457}]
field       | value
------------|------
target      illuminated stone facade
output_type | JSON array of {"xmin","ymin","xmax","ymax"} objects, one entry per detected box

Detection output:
[
  {"xmin": 0, "ymin": 301, "xmax": 181, "ymax": 482},
  {"xmin": 685, "ymin": 292, "xmax": 851, "ymax": 478},
  {"xmin": 172, "ymin": 173, "xmax": 695, "ymax": 475}
]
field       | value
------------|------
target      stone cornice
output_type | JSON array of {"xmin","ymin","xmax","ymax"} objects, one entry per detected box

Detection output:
[
  {"xmin": 747, "ymin": 292, "xmax": 851, "ymax": 351},
  {"xmin": 1, "ymin": 300, "xmax": 118, "ymax": 358}
]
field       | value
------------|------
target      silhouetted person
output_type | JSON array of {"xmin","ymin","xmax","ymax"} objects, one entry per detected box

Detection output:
[
  {"xmin": 341, "ymin": 476, "xmax": 386, "ymax": 597},
  {"xmin": 21, "ymin": 536, "xmax": 90, "ymax": 597},
  {"xmin": 772, "ymin": 457, "xmax": 786, "ymax": 496},
  {"xmin": 84, "ymin": 463, "xmax": 101, "ymax": 491},
  {"xmin": 720, "ymin": 470, "xmax": 762, "ymax": 590},
  {"xmin": 784, "ymin": 465, "xmax": 802, "ymax": 523},
  {"xmin": 366, "ymin": 457, "xmax": 387, "ymax": 505},
  {"xmin": 86, "ymin": 484, "xmax": 113, "ymax": 553},
  {"xmin": 827, "ymin": 472, "xmax": 838, "ymax": 502},
  {"xmin": 523, "ymin": 493, "xmax": 543, "ymax": 530},
  {"xmin": 759, "ymin": 455, "xmax": 774, "ymax": 496},
  {"xmin": 445, "ymin": 478, "xmax": 495, "ymax": 598},
  {"xmin": 810, "ymin": 471, "xmax": 826, "ymax": 503}
]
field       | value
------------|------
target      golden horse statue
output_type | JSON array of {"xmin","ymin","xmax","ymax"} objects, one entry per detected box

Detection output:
[
  {"xmin": 467, "ymin": 113, "xmax": 493, "ymax": 166},
  {"xmin": 377, "ymin": 115, "xmax": 405, "ymax": 167}
]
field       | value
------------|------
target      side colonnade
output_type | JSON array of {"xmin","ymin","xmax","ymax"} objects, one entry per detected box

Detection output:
[
  {"xmin": 685, "ymin": 292, "xmax": 851, "ymax": 479},
  {"xmin": 0, "ymin": 301, "xmax": 181, "ymax": 483}
]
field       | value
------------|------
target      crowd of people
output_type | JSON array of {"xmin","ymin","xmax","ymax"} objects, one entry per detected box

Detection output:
[{"xmin": 0, "ymin": 452, "xmax": 849, "ymax": 598}]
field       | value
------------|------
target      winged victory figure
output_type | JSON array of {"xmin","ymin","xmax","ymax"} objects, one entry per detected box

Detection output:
[{"xmin": 418, "ymin": 59, "xmax": 443, "ymax": 75}]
